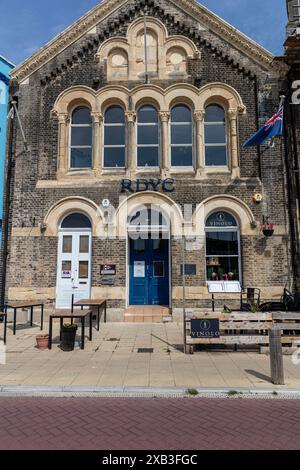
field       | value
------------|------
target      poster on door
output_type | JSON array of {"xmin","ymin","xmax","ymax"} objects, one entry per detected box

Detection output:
[{"xmin": 134, "ymin": 261, "xmax": 145, "ymax": 278}]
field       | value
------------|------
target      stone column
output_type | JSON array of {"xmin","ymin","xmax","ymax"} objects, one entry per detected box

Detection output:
[
  {"xmin": 228, "ymin": 108, "xmax": 239, "ymax": 177},
  {"xmin": 125, "ymin": 111, "xmax": 136, "ymax": 174},
  {"xmin": 194, "ymin": 110, "xmax": 205, "ymax": 174},
  {"xmin": 91, "ymin": 112, "xmax": 103, "ymax": 176},
  {"xmin": 159, "ymin": 111, "xmax": 170, "ymax": 173},
  {"xmin": 57, "ymin": 113, "xmax": 69, "ymax": 178}
]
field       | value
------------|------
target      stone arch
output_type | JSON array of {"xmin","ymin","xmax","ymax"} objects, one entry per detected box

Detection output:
[
  {"xmin": 199, "ymin": 82, "xmax": 246, "ymax": 113},
  {"xmin": 52, "ymin": 86, "xmax": 98, "ymax": 115},
  {"xmin": 107, "ymin": 47, "xmax": 129, "ymax": 81},
  {"xmin": 165, "ymin": 83, "xmax": 200, "ymax": 110},
  {"xmin": 127, "ymin": 17, "xmax": 168, "ymax": 47},
  {"xmin": 193, "ymin": 195, "xmax": 257, "ymax": 236},
  {"xmin": 131, "ymin": 85, "xmax": 165, "ymax": 110},
  {"xmin": 116, "ymin": 191, "xmax": 184, "ymax": 237},
  {"xmin": 43, "ymin": 196, "xmax": 105, "ymax": 237}
]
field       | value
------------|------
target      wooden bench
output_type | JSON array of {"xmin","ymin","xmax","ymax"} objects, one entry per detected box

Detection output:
[{"xmin": 185, "ymin": 312, "xmax": 300, "ymax": 352}]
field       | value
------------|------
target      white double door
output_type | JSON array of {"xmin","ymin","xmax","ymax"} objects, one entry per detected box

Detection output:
[{"xmin": 56, "ymin": 230, "xmax": 92, "ymax": 308}]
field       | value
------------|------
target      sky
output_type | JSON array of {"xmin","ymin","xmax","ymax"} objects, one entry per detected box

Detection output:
[{"xmin": 0, "ymin": 0, "xmax": 287, "ymax": 66}]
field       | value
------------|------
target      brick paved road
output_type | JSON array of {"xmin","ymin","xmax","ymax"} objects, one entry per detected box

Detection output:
[{"xmin": 0, "ymin": 397, "xmax": 299, "ymax": 450}]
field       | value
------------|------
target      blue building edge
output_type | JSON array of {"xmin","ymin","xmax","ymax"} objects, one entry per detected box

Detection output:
[{"xmin": 0, "ymin": 55, "xmax": 15, "ymax": 239}]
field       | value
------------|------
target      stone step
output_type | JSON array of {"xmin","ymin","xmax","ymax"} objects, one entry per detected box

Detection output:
[{"xmin": 124, "ymin": 307, "xmax": 172, "ymax": 323}]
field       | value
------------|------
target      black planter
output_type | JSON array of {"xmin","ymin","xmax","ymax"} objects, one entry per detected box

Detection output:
[
  {"xmin": 263, "ymin": 229, "xmax": 274, "ymax": 238},
  {"xmin": 61, "ymin": 325, "xmax": 77, "ymax": 351}
]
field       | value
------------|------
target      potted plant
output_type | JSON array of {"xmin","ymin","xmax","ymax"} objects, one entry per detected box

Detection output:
[
  {"xmin": 61, "ymin": 324, "xmax": 78, "ymax": 351},
  {"xmin": 261, "ymin": 221, "xmax": 274, "ymax": 237},
  {"xmin": 36, "ymin": 334, "xmax": 49, "ymax": 350}
]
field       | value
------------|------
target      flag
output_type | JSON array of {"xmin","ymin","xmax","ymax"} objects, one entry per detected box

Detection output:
[
  {"xmin": 6, "ymin": 107, "xmax": 14, "ymax": 120},
  {"xmin": 243, "ymin": 106, "xmax": 284, "ymax": 148}
]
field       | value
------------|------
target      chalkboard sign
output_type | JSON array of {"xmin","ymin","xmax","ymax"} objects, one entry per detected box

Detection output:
[{"xmin": 191, "ymin": 318, "xmax": 220, "ymax": 339}]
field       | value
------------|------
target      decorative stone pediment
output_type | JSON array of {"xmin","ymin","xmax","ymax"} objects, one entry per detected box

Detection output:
[
  {"xmin": 96, "ymin": 17, "xmax": 199, "ymax": 82},
  {"xmin": 11, "ymin": 0, "xmax": 288, "ymax": 83}
]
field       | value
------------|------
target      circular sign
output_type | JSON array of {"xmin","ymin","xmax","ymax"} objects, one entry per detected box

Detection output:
[
  {"xmin": 102, "ymin": 199, "xmax": 110, "ymax": 208},
  {"xmin": 200, "ymin": 320, "xmax": 211, "ymax": 331}
]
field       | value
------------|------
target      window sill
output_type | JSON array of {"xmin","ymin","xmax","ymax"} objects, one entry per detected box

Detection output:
[
  {"xmin": 169, "ymin": 167, "xmax": 195, "ymax": 175},
  {"xmin": 64, "ymin": 169, "xmax": 95, "ymax": 177},
  {"xmin": 204, "ymin": 166, "xmax": 231, "ymax": 174},
  {"xmin": 135, "ymin": 167, "xmax": 161, "ymax": 174},
  {"xmin": 101, "ymin": 168, "xmax": 126, "ymax": 175}
]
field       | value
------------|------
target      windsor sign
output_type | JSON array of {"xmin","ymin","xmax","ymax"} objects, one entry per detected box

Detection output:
[{"xmin": 121, "ymin": 178, "xmax": 175, "ymax": 193}]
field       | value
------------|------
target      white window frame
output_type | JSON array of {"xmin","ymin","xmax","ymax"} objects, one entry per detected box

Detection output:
[
  {"xmin": 136, "ymin": 105, "xmax": 161, "ymax": 170},
  {"xmin": 103, "ymin": 105, "xmax": 126, "ymax": 169},
  {"xmin": 169, "ymin": 104, "xmax": 194, "ymax": 169},
  {"xmin": 204, "ymin": 105, "xmax": 228, "ymax": 168},
  {"xmin": 69, "ymin": 107, "xmax": 93, "ymax": 170}
]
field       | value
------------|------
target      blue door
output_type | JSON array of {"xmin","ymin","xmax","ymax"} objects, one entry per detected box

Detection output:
[{"xmin": 129, "ymin": 236, "xmax": 169, "ymax": 306}]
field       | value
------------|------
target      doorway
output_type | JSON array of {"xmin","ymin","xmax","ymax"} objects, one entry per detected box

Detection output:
[
  {"xmin": 128, "ymin": 207, "xmax": 170, "ymax": 306},
  {"xmin": 56, "ymin": 213, "xmax": 92, "ymax": 308}
]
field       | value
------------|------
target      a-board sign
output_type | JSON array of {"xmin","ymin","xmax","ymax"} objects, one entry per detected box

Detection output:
[{"xmin": 191, "ymin": 318, "xmax": 220, "ymax": 339}]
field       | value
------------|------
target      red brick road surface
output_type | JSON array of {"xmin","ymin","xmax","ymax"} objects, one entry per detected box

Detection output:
[{"xmin": 0, "ymin": 397, "xmax": 299, "ymax": 450}]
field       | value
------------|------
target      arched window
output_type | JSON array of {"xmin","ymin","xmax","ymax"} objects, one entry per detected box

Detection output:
[
  {"xmin": 70, "ymin": 107, "xmax": 93, "ymax": 169},
  {"xmin": 137, "ymin": 105, "xmax": 160, "ymax": 167},
  {"xmin": 204, "ymin": 104, "xmax": 227, "ymax": 166},
  {"xmin": 205, "ymin": 211, "xmax": 240, "ymax": 282},
  {"xmin": 104, "ymin": 105, "xmax": 126, "ymax": 168},
  {"xmin": 61, "ymin": 213, "xmax": 92, "ymax": 229},
  {"xmin": 170, "ymin": 105, "xmax": 193, "ymax": 167}
]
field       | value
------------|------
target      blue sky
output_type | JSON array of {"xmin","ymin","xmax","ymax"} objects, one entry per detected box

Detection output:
[{"xmin": 0, "ymin": 0, "xmax": 287, "ymax": 65}]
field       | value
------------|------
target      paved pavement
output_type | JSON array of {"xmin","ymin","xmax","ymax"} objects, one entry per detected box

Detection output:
[
  {"xmin": 0, "ymin": 396, "xmax": 300, "ymax": 450},
  {"xmin": 1, "ymin": 322, "xmax": 300, "ymax": 389}
]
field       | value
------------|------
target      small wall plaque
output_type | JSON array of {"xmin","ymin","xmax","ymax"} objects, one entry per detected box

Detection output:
[
  {"xmin": 181, "ymin": 264, "xmax": 197, "ymax": 276},
  {"xmin": 101, "ymin": 276, "xmax": 115, "ymax": 286},
  {"xmin": 101, "ymin": 264, "xmax": 116, "ymax": 276}
]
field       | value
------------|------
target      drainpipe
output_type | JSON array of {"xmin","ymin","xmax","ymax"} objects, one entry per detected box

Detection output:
[
  {"xmin": 1, "ymin": 102, "xmax": 14, "ymax": 309},
  {"xmin": 283, "ymin": 97, "xmax": 299, "ymax": 283}
]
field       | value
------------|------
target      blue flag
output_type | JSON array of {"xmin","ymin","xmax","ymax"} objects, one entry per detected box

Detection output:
[{"xmin": 243, "ymin": 106, "xmax": 284, "ymax": 148}]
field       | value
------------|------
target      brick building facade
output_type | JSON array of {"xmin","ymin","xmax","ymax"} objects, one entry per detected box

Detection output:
[
  {"xmin": 284, "ymin": 0, "xmax": 300, "ymax": 284},
  {"xmin": 2, "ymin": 0, "xmax": 292, "ymax": 320}
]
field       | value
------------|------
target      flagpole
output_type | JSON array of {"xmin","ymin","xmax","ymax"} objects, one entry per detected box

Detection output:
[
  {"xmin": 11, "ymin": 101, "xmax": 28, "ymax": 152},
  {"xmin": 268, "ymin": 95, "xmax": 286, "ymax": 148},
  {"xmin": 144, "ymin": 11, "xmax": 149, "ymax": 84}
]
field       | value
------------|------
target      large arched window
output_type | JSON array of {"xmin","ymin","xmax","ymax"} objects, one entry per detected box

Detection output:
[
  {"xmin": 204, "ymin": 104, "xmax": 227, "ymax": 166},
  {"xmin": 103, "ymin": 105, "xmax": 126, "ymax": 168},
  {"xmin": 205, "ymin": 211, "xmax": 240, "ymax": 282},
  {"xmin": 137, "ymin": 105, "xmax": 160, "ymax": 167},
  {"xmin": 170, "ymin": 104, "xmax": 193, "ymax": 167},
  {"xmin": 70, "ymin": 107, "xmax": 93, "ymax": 169}
]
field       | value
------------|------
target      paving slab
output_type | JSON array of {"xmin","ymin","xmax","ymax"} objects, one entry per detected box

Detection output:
[{"xmin": 1, "ymin": 322, "xmax": 300, "ymax": 389}]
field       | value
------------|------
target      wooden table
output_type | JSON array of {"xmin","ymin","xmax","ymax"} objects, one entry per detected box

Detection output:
[
  {"xmin": 73, "ymin": 299, "xmax": 107, "ymax": 328},
  {"xmin": 48, "ymin": 309, "xmax": 93, "ymax": 350},
  {"xmin": 5, "ymin": 301, "xmax": 44, "ymax": 335},
  {"xmin": 0, "ymin": 312, "xmax": 7, "ymax": 344}
]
